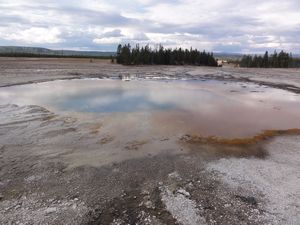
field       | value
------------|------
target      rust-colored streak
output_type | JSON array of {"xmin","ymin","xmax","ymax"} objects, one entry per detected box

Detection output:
[{"xmin": 181, "ymin": 129, "xmax": 300, "ymax": 146}]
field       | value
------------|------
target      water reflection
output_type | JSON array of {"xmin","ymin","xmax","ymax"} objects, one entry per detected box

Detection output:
[{"xmin": 0, "ymin": 79, "xmax": 299, "ymax": 137}]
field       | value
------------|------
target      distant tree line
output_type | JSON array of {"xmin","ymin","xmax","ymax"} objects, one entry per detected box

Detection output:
[
  {"xmin": 239, "ymin": 50, "xmax": 300, "ymax": 68},
  {"xmin": 116, "ymin": 44, "xmax": 218, "ymax": 66}
]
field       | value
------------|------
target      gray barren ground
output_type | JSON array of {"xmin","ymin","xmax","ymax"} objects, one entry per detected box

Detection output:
[{"xmin": 0, "ymin": 58, "xmax": 299, "ymax": 225}]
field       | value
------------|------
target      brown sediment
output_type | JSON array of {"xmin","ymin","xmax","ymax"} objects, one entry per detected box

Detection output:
[
  {"xmin": 98, "ymin": 135, "xmax": 114, "ymax": 144},
  {"xmin": 180, "ymin": 129, "xmax": 300, "ymax": 158},
  {"xmin": 42, "ymin": 127, "xmax": 77, "ymax": 137},
  {"xmin": 41, "ymin": 114, "xmax": 57, "ymax": 121},
  {"xmin": 124, "ymin": 140, "xmax": 149, "ymax": 151},
  {"xmin": 181, "ymin": 129, "xmax": 300, "ymax": 146},
  {"xmin": 89, "ymin": 124, "xmax": 102, "ymax": 135}
]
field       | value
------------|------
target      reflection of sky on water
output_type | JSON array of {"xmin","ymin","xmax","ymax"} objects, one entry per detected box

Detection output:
[
  {"xmin": 0, "ymin": 78, "xmax": 300, "ymax": 137},
  {"xmin": 0, "ymin": 80, "xmax": 179, "ymax": 113},
  {"xmin": 0, "ymin": 79, "xmax": 232, "ymax": 113},
  {"xmin": 61, "ymin": 90, "xmax": 175, "ymax": 113},
  {"xmin": 0, "ymin": 79, "xmax": 299, "ymax": 114}
]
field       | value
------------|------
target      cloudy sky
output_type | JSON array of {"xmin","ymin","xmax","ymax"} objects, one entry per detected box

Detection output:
[{"xmin": 1, "ymin": 0, "xmax": 300, "ymax": 53}]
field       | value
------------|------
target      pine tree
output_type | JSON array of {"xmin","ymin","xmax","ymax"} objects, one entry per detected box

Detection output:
[
  {"xmin": 239, "ymin": 50, "xmax": 294, "ymax": 68},
  {"xmin": 263, "ymin": 51, "xmax": 269, "ymax": 68},
  {"xmin": 115, "ymin": 44, "xmax": 218, "ymax": 67}
]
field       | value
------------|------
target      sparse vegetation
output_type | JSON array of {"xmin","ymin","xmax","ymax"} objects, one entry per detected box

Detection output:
[{"xmin": 116, "ymin": 44, "xmax": 218, "ymax": 66}]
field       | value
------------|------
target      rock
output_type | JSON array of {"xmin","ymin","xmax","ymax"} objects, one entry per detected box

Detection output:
[
  {"xmin": 144, "ymin": 200, "xmax": 153, "ymax": 209},
  {"xmin": 45, "ymin": 207, "xmax": 57, "ymax": 214},
  {"xmin": 252, "ymin": 209, "xmax": 259, "ymax": 213},
  {"xmin": 121, "ymin": 193, "xmax": 127, "ymax": 197},
  {"xmin": 168, "ymin": 171, "xmax": 181, "ymax": 180},
  {"xmin": 177, "ymin": 188, "xmax": 190, "ymax": 198},
  {"xmin": 14, "ymin": 204, "xmax": 21, "ymax": 210},
  {"xmin": 72, "ymin": 203, "xmax": 77, "ymax": 209},
  {"xmin": 0, "ymin": 193, "xmax": 3, "ymax": 201},
  {"xmin": 236, "ymin": 195, "xmax": 257, "ymax": 206},
  {"xmin": 245, "ymin": 197, "xmax": 257, "ymax": 205},
  {"xmin": 224, "ymin": 203, "xmax": 231, "ymax": 208},
  {"xmin": 141, "ymin": 190, "xmax": 150, "ymax": 195}
]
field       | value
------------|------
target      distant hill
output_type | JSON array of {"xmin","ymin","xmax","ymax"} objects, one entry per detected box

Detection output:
[
  {"xmin": 1, "ymin": 46, "xmax": 297, "ymax": 60},
  {"xmin": 214, "ymin": 52, "xmax": 243, "ymax": 61},
  {"xmin": 0, "ymin": 46, "xmax": 115, "ymax": 58},
  {"xmin": 293, "ymin": 53, "xmax": 300, "ymax": 58}
]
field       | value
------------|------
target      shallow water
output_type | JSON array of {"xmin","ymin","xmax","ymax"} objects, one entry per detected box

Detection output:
[{"xmin": 0, "ymin": 78, "xmax": 300, "ymax": 138}]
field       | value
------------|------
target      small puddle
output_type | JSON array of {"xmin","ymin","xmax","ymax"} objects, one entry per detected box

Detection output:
[{"xmin": 0, "ymin": 79, "xmax": 300, "ymax": 139}]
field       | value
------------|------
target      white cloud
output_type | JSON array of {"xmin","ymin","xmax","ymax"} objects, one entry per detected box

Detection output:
[
  {"xmin": 93, "ymin": 30, "xmax": 149, "ymax": 45},
  {"xmin": 146, "ymin": 33, "xmax": 214, "ymax": 50},
  {"xmin": 0, "ymin": 0, "xmax": 300, "ymax": 53},
  {"xmin": 93, "ymin": 37, "xmax": 122, "ymax": 45},
  {"xmin": 2, "ymin": 27, "xmax": 63, "ymax": 44}
]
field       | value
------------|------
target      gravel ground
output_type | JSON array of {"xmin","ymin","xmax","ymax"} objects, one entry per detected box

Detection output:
[{"xmin": 207, "ymin": 135, "xmax": 300, "ymax": 225}]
